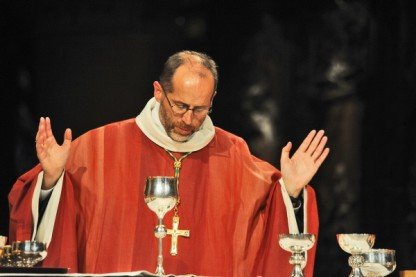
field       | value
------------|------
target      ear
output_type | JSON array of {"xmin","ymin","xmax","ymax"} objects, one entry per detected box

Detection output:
[
  {"xmin": 153, "ymin": 81, "xmax": 163, "ymax": 102},
  {"xmin": 211, "ymin": 90, "xmax": 218, "ymax": 102}
]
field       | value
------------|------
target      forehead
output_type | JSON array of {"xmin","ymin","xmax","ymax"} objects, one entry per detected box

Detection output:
[{"xmin": 170, "ymin": 64, "xmax": 215, "ymax": 104}]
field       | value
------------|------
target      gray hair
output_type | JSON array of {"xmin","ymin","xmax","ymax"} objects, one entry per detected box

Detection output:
[{"xmin": 159, "ymin": 50, "xmax": 218, "ymax": 94}]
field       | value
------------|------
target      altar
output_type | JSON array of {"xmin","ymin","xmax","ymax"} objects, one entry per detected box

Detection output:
[{"xmin": 0, "ymin": 267, "xmax": 196, "ymax": 277}]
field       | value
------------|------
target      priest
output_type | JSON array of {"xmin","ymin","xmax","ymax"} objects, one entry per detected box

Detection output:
[{"xmin": 8, "ymin": 50, "xmax": 329, "ymax": 276}]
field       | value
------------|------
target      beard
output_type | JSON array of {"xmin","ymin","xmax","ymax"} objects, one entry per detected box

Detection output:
[{"xmin": 159, "ymin": 104, "xmax": 196, "ymax": 142}]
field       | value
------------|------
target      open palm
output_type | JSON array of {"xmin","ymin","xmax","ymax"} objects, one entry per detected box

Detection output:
[
  {"xmin": 35, "ymin": 117, "xmax": 72, "ymax": 189},
  {"xmin": 280, "ymin": 130, "xmax": 329, "ymax": 197}
]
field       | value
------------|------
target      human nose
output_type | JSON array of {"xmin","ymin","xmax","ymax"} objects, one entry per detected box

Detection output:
[{"xmin": 181, "ymin": 109, "xmax": 193, "ymax": 125}]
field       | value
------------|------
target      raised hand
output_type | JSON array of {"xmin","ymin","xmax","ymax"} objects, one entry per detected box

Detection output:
[
  {"xmin": 35, "ymin": 117, "xmax": 72, "ymax": 189},
  {"xmin": 280, "ymin": 130, "xmax": 330, "ymax": 197}
]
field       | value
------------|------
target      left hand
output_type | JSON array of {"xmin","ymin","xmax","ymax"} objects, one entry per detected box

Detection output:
[{"xmin": 280, "ymin": 130, "xmax": 330, "ymax": 197}]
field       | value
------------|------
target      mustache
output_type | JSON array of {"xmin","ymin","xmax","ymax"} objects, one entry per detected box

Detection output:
[{"xmin": 176, "ymin": 124, "xmax": 194, "ymax": 131}]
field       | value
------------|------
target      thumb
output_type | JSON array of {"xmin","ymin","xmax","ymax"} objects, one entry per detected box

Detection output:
[
  {"xmin": 280, "ymin": 141, "xmax": 292, "ymax": 161},
  {"xmin": 62, "ymin": 128, "xmax": 72, "ymax": 147}
]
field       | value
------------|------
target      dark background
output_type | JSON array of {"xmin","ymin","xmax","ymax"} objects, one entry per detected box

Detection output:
[{"xmin": 1, "ymin": 0, "xmax": 415, "ymax": 276}]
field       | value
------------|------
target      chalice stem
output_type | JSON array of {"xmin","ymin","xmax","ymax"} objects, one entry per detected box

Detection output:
[
  {"xmin": 290, "ymin": 252, "xmax": 306, "ymax": 277},
  {"xmin": 155, "ymin": 218, "xmax": 165, "ymax": 276},
  {"xmin": 349, "ymin": 267, "xmax": 364, "ymax": 277},
  {"xmin": 291, "ymin": 264, "xmax": 304, "ymax": 277}
]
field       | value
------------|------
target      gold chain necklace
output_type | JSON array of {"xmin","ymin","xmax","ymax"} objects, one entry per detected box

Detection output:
[{"xmin": 164, "ymin": 149, "xmax": 192, "ymax": 255}]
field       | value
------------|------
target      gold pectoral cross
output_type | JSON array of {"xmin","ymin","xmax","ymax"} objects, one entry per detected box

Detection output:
[
  {"xmin": 166, "ymin": 215, "xmax": 190, "ymax": 255},
  {"xmin": 164, "ymin": 149, "xmax": 192, "ymax": 256}
]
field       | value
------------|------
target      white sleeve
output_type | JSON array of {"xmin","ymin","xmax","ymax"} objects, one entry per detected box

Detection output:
[
  {"xmin": 279, "ymin": 178, "xmax": 309, "ymax": 269},
  {"xmin": 279, "ymin": 178, "xmax": 308, "ymax": 234},
  {"xmin": 31, "ymin": 171, "xmax": 64, "ymax": 247}
]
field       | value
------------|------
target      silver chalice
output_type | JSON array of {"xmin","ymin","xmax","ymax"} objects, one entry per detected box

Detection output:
[
  {"xmin": 144, "ymin": 176, "xmax": 178, "ymax": 276},
  {"xmin": 360, "ymin": 249, "xmax": 396, "ymax": 277},
  {"xmin": 279, "ymin": 233, "xmax": 316, "ymax": 277},
  {"xmin": 336, "ymin": 233, "xmax": 376, "ymax": 277}
]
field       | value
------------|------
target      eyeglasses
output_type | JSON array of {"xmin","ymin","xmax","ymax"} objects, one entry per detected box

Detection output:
[{"xmin": 162, "ymin": 88, "xmax": 213, "ymax": 116}]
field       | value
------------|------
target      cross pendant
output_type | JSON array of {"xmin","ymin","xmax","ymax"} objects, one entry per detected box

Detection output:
[{"xmin": 167, "ymin": 215, "xmax": 190, "ymax": 256}]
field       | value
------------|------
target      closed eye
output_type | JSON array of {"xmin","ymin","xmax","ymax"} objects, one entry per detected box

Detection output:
[{"xmin": 174, "ymin": 102, "xmax": 189, "ymax": 110}]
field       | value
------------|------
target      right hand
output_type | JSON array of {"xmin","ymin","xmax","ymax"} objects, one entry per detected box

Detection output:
[{"xmin": 35, "ymin": 117, "xmax": 72, "ymax": 189}]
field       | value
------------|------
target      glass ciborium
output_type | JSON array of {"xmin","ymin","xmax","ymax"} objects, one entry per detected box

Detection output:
[
  {"xmin": 360, "ymin": 249, "xmax": 396, "ymax": 277},
  {"xmin": 144, "ymin": 176, "xmax": 178, "ymax": 276},
  {"xmin": 336, "ymin": 233, "xmax": 376, "ymax": 277},
  {"xmin": 279, "ymin": 233, "xmax": 316, "ymax": 277},
  {"xmin": 11, "ymin": 240, "xmax": 47, "ymax": 267}
]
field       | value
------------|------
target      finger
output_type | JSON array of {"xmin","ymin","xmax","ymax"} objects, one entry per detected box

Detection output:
[
  {"xmin": 314, "ymin": 148, "xmax": 330, "ymax": 168},
  {"xmin": 35, "ymin": 137, "xmax": 46, "ymax": 160},
  {"xmin": 299, "ymin": 130, "xmax": 317, "ymax": 152},
  {"xmin": 306, "ymin": 130, "xmax": 325, "ymax": 155},
  {"xmin": 36, "ymin": 117, "xmax": 46, "ymax": 145},
  {"xmin": 280, "ymin": 141, "xmax": 292, "ymax": 162},
  {"xmin": 45, "ymin": 117, "xmax": 54, "ymax": 139},
  {"xmin": 311, "ymin": 136, "xmax": 328, "ymax": 160},
  {"xmin": 62, "ymin": 128, "xmax": 72, "ymax": 147},
  {"xmin": 35, "ymin": 117, "xmax": 43, "ymax": 143}
]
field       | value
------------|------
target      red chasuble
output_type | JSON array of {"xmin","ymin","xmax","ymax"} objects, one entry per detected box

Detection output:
[{"xmin": 9, "ymin": 118, "xmax": 319, "ymax": 276}]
